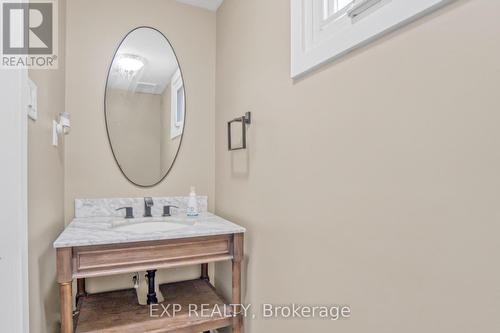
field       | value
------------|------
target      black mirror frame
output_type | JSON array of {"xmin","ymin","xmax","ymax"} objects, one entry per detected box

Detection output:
[{"xmin": 104, "ymin": 26, "xmax": 187, "ymax": 188}]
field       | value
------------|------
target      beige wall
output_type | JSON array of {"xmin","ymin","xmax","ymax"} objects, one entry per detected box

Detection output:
[
  {"xmin": 215, "ymin": 0, "xmax": 500, "ymax": 332},
  {"xmin": 28, "ymin": 0, "xmax": 66, "ymax": 332},
  {"xmin": 65, "ymin": 0, "xmax": 216, "ymax": 292}
]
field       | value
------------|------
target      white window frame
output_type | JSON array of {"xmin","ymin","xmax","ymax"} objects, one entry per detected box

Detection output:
[
  {"xmin": 291, "ymin": 0, "xmax": 455, "ymax": 78},
  {"xmin": 170, "ymin": 69, "xmax": 185, "ymax": 139}
]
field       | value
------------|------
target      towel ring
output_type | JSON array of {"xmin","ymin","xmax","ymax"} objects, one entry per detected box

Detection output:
[{"xmin": 227, "ymin": 112, "xmax": 251, "ymax": 151}]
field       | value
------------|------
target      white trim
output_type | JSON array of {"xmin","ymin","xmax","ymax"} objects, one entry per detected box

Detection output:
[
  {"xmin": 291, "ymin": 0, "xmax": 455, "ymax": 78},
  {"xmin": 0, "ymin": 68, "xmax": 30, "ymax": 333},
  {"xmin": 20, "ymin": 70, "xmax": 29, "ymax": 333},
  {"xmin": 176, "ymin": 0, "xmax": 224, "ymax": 12},
  {"xmin": 170, "ymin": 69, "xmax": 185, "ymax": 139}
]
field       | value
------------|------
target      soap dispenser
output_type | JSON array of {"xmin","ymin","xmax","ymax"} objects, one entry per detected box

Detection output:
[{"xmin": 187, "ymin": 186, "xmax": 199, "ymax": 216}]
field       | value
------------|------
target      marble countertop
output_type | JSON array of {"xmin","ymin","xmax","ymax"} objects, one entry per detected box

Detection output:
[{"xmin": 53, "ymin": 213, "xmax": 246, "ymax": 248}]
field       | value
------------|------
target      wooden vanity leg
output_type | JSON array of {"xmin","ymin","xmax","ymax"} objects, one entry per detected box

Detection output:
[
  {"xmin": 201, "ymin": 263, "xmax": 209, "ymax": 281},
  {"xmin": 76, "ymin": 278, "xmax": 87, "ymax": 303},
  {"xmin": 232, "ymin": 233, "xmax": 244, "ymax": 333},
  {"xmin": 60, "ymin": 282, "xmax": 73, "ymax": 333},
  {"xmin": 57, "ymin": 248, "xmax": 73, "ymax": 333},
  {"xmin": 201, "ymin": 264, "xmax": 210, "ymax": 333}
]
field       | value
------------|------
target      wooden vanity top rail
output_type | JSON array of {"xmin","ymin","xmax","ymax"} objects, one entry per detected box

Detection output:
[{"xmin": 71, "ymin": 234, "xmax": 233, "ymax": 278}]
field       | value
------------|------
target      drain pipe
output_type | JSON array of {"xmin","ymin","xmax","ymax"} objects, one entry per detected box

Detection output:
[{"xmin": 146, "ymin": 270, "xmax": 158, "ymax": 305}]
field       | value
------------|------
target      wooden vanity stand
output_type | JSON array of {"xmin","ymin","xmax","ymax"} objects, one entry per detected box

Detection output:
[{"xmin": 56, "ymin": 233, "xmax": 244, "ymax": 333}]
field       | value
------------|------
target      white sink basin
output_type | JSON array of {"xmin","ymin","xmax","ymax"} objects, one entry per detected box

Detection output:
[
  {"xmin": 111, "ymin": 217, "xmax": 195, "ymax": 233},
  {"xmin": 116, "ymin": 221, "xmax": 190, "ymax": 232}
]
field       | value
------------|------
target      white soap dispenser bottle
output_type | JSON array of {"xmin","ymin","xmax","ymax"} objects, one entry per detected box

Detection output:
[{"xmin": 187, "ymin": 186, "xmax": 199, "ymax": 216}]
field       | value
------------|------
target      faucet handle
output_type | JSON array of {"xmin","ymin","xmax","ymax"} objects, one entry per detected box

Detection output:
[
  {"xmin": 162, "ymin": 205, "xmax": 179, "ymax": 217},
  {"xmin": 144, "ymin": 197, "xmax": 154, "ymax": 217},
  {"xmin": 116, "ymin": 207, "xmax": 134, "ymax": 219},
  {"xmin": 144, "ymin": 197, "xmax": 154, "ymax": 207}
]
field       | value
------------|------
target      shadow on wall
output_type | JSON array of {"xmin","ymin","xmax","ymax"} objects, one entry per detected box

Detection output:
[
  {"xmin": 38, "ymin": 242, "xmax": 60, "ymax": 333},
  {"xmin": 231, "ymin": 148, "xmax": 250, "ymax": 178}
]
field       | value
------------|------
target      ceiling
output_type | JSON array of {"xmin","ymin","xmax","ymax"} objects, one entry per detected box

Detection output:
[{"xmin": 176, "ymin": 0, "xmax": 224, "ymax": 11}]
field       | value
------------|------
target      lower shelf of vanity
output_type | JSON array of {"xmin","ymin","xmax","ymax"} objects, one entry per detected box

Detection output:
[{"xmin": 74, "ymin": 279, "xmax": 234, "ymax": 333}]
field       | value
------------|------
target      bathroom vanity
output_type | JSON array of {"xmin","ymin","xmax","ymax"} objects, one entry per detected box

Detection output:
[{"xmin": 54, "ymin": 197, "xmax": 245, "ymax": 333}]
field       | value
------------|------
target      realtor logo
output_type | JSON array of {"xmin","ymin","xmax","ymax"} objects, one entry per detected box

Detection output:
[{"xmin": 1, "ymin": 0, "xmax": 58, "ymax": 68}]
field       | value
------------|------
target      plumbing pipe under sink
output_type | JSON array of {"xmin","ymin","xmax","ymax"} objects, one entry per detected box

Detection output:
[{"xmin": 133, "ymin": 272, "xmax": 164, "ymax": 306}]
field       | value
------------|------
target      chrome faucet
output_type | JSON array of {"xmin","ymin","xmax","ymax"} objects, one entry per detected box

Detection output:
[{"xmin": 144, "ymin": 197, "xmax": 153, "ymax": 217}]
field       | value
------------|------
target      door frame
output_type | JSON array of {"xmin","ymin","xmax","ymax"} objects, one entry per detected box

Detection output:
[{"xmin": 0, "ymin": 67, "xmax": 30, "ymax": 333}]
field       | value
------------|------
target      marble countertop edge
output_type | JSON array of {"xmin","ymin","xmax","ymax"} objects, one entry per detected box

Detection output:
[{"xmin": 53, "ymin": 213, "xmax": 246, "ymax": 249}]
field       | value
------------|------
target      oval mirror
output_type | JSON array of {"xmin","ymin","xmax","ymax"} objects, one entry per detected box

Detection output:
[{"xmin": 105, "ymin": 27, "xmax": 185, "ymax": 187}]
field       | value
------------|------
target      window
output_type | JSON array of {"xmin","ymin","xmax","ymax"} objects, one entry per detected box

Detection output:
[
  {"xmin": 291, "ymin": 0, "xmax": 454, "ymax": 78},
  {"xmin": 170, "ymin": 69, "xmax": 184, "ymax": 139},
  {"xmin": 175, "ymin": 85, "xmax": 185, "ymax": 127},
  {"xmin": 324, "ymin": 0, "xmax": 352, "ymax": 19}
]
